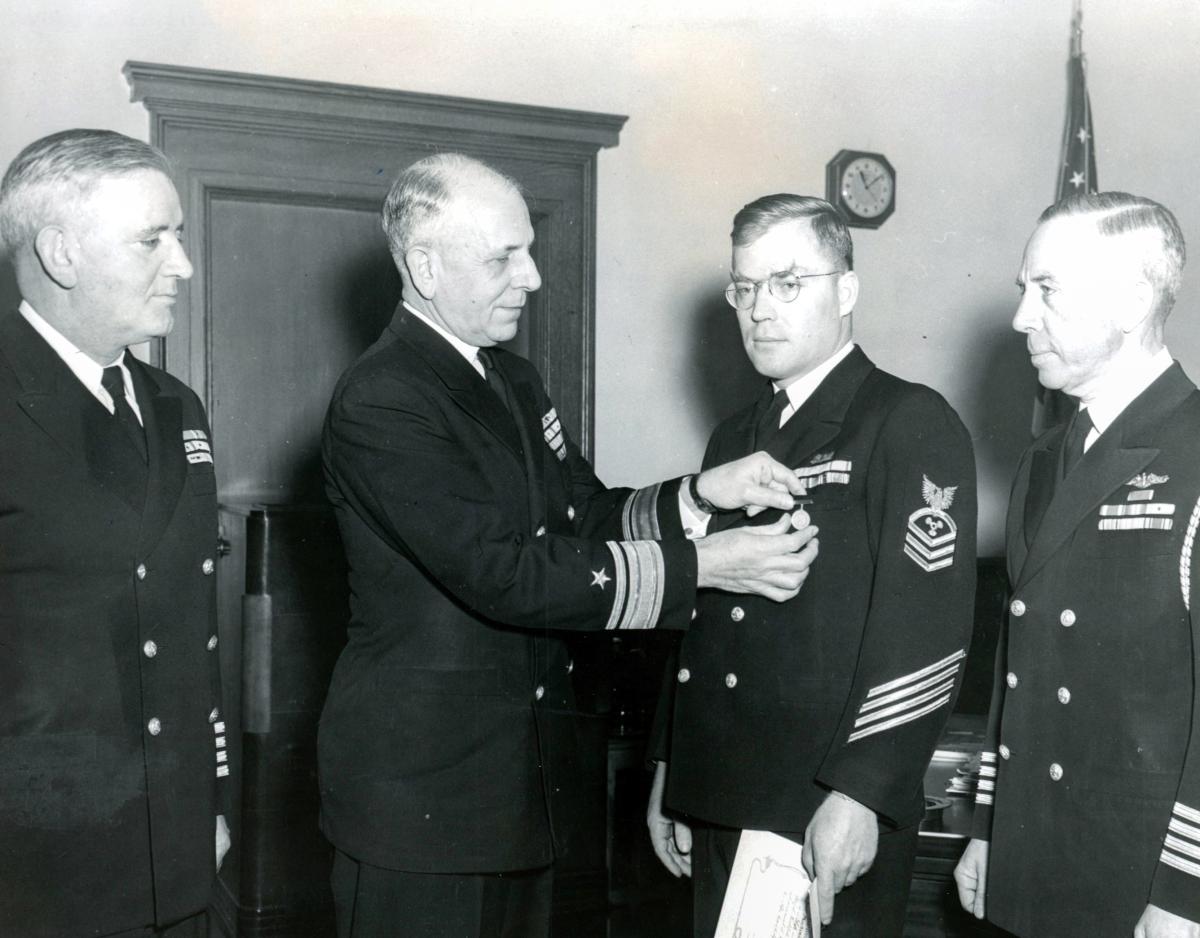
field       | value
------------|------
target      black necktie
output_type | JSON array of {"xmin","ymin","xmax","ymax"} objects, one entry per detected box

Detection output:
[
  {"xmin": 477, "ymin": 349, "xmax": 514, "ymax": 416},
  {"xmin": 753, "ymin": 386, "xmax": 790, "ymax": 451},
  {"xmin": 101, "ymin": 365, "xmax": 148, "ymax": 463},
  {"xmin": 1061, "ymin": 407, "xmax": 1094, "ymax": 479}
]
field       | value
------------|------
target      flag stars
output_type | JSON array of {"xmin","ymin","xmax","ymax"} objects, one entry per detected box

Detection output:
[
  {"xmin": 591, "ymin": 567, "xmax": 611, "ymax": 590},
  {"xmin": 1076, "ymin": 126, "xmax": 1091, "ymax": 144},
  {"xmin": 1070, "ymin": 171, "xmax": 1086, "ymax": 189}
]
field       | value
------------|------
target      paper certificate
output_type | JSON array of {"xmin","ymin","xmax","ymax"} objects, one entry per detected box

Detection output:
[{"xmin": 714, "ymin": 829, "xmax": 821, "ymax": 938}]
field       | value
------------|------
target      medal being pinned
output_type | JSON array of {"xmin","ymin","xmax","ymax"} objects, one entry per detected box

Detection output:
[{"xmin": 904, "ymin": 475, "xmax": 959, "ymax": 573}]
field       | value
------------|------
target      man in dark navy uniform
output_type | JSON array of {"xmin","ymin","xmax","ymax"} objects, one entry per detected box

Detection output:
[
  {"xmin": 319, "ymin": 153, "xmax": 820, "ymax": 938},
  {"xmin": 649, "ymin": 194, "xmax": 977, "ymax": 937},
  {"xmin": 956, "ymin": 192, "xmax": 1200, "ymax": 938},
  {"xmin": 0, "ymin": 129, "xmax": 229, "ymax": 936}
]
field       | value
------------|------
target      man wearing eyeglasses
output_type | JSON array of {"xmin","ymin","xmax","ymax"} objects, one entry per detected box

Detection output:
[{"xmin": 647, "ymin": 194, "xmax": 977, "ymax": 936}]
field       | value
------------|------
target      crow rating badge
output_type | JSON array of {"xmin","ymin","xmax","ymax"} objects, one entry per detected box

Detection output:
[{"xmin": 904, "ymin": 475, "xmax": 959, "ymax": 572}]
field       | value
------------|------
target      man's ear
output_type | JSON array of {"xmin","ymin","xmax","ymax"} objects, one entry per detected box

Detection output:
[
  {"xmin": 403, "ymin": 245, "xmax": 437, "ymax": 301},
  {"xmin": 33, "ymin": 226, "xmax": 78, "ymax": 289},
  {"xmin": 836, "ymin": 270, "xmax": 859, "ymax": 318},
  {"xmin": 1119, "ymin": 277, "xmax": 1156, "ymax": 334}
]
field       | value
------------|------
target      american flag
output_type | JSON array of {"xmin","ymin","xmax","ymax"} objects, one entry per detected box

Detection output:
[{"xmin": 1035, "ymin": 3, "xmax": 1097, "ymax": 435}]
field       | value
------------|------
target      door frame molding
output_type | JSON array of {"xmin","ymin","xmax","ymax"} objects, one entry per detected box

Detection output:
[{"xmin": 124, "ymin": 60, "xmax": 625, "ymax": 458}]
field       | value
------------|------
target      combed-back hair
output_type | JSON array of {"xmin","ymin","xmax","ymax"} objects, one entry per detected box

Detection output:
[
  {"xmin": 0, "ymin": 129, "xmax": 172, "ymax": 253},
  {"xmin": 381, "ymin": 152, "xmax": 522, "ymax": 256},
  {"xmin": 731, "ymin": 194, "xmax": 854, "ymax": 270},
  {"xmin": 1039, "ymin": 191, "xmax": 1186, "ymax": 319}
]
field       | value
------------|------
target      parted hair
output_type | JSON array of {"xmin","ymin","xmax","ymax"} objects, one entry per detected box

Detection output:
[
  {"xmin": 0, "ymin": 129, "xmax": 172, "ymax": 254},
  {"xmin": 731, "ymin": 194, "xmax": 854, "ymax": 271},
  {"xmin": 1040, "ymin": 191, "xmax": 1187, "ymax": 319},
  {"xmin": 381, "ymin": 152, "xmax": 522, "ymax": 257}
]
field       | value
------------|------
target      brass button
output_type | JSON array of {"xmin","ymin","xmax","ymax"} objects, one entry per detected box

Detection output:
[
  {"xmin": 691, "ymin": 609, "xmax": 697, "ymax": 620},
  {"xmin": 207, "ymin": 635, "xmax": 218, "ymax": 651},
  {"xmin": 567, "ymin": 506, "xmax": 576, "ymax": 521},
  {"xmin": 136, "ymin": 563, "xmax": 147, "ymax": 581},
  {"xmin": 1010, "ymin": 599, "xmax": 1026, "ymax": 617},
  {"xmin": 999, "ymin": 744, "xmax": 1011, "ymax": 760},
  {"xmin": 147, "ymin": 718, "xmax": 162, "ymax": 736},
  {"xmin": 725, "ymin": 673, "xmax": 738, "ymax": 689},
  {"xmin": 1057, "ymin": 687, "xmax": 1071, "ymax": 705},
  {"xmin": 535, "ymin": 525, "xmax": 546, "ymax": 537},
  {"xmin": 202, "ymin": 558, "xmax": 215, "ymax": 575},
  {"xmin": 208, "ymin": 708, "xmax": 220, "ymax": 724},
  {"xmin": 677, "ymin": 668, "xmax": 691, "ymax": 683},
  {"xmin": 534, "ymin": 685, "xmax": 545, "ymax": 701},
  {"xmin": 566, "ymin": 660, "xmax": 574, "ymax": 674},
  {"xmin": 1049, "ymin": 763, "xmax": 1064, "ymax": 782},
  {"xmin": 143, "ymin": 640, "xmax": 157, "ymax": 658},
  {"xmin": 1060, "ymin": 609, "xmax": 1076, "ymax": 627},
  {"xmin": 1006, "ymin": 672, "xmax": 1018, "ymax": 689},
  {"xmin": 731, "ymin": 606, "xmax": 745, "ymax": 622}
]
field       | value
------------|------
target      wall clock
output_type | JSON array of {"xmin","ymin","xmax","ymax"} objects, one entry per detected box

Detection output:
[{"xmin": 825, "ymin": 149, "xmax": 896, "ymax": 228}]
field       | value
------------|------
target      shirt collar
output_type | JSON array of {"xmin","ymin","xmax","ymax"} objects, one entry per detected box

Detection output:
[
  {"xmin": 1082, "ymin": 346, "xmax": 1173, "ymax": 436},
  {"xmin": 403, "ymin": 301, "xmax": 482, "ymax": 370},
  {"xmin": 776, "ymin": 341, "xmax": 856, "ymax": 415},
  {"xmin": 19, "ymin": 300, "xmax": 127, "ymax": 392}
]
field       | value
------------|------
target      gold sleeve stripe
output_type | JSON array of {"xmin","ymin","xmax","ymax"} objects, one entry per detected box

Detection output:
[
  {"xmin": 603, "ymin": 540, "xmax": 665, "ymax": 630},
  {"xmin": 622, "ymin": 483, "xmax": 663, "ymax": 540}
]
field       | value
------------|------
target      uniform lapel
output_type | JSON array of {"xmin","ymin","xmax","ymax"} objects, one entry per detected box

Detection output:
[
  {"xmin": 391, "ymin": 307, "xmax": 524, "ymax": 461},
  {"xmin": 1013, "ymin": 364, "xmax": 1194, "ymax": 590},
  {"xmin": 2, "ymin": 311, "xmax": 146, "ymax": 511},
  {"xmin": 132, "ymin": 360, "xmax": 186, "ymax": 553},
  {"xmin": 772, "ymin": 346, "xmax": 874, "ymax": 468}
]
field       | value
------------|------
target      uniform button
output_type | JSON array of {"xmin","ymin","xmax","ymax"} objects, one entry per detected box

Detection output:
[
  {"xmin": 1006, "ymin": 671, "xmax": 1018, "ymax": 689},
  {"xmin": 1010, "ymin": 599, "xmax": 1026, "ymax": 617},
  {"xmin": 143, "ymin": 640, "xmax": 158, "ymax": 658},
  {"xmin": 1057, "ymin": 687, "xmax": 1071, "ymax": 704},
  {"xmin": 534, "ymin": 685, "xmax": 545, "ymax": 701},
  {"xmin": 1059, "ymin": 609, "xmax": 1076, "ymax": 627},
  {"xmin": 208, "ymin": 708, "xmax": 220, "ymax": 724},
  {"xmin": 202, "ymin": 558, "xmax": 215, "ymax": 575},
  {"xmin": 147, "ymin": 717, "xmax": 162, "ymax": 736},
  {"xmin": 677, "ymin": 668, "xmax": 691, "ymax": 683},
  {"xmin": 136, "ymin": 563, "xmax": 147, "ymax": 580},
  {"xmin": 535, "ymin": 525, "xmax": 546, "ymax": 537},
  {"xmin": 731, "ymin": 606, "xmax": 745, "ymax": 622},
  {"xmin": 1049, "ymin": 763, "xmax": 1064, "ymax": 782},
  {"xmin": 567, "ymin": 506, "xmax": 576, "ymax": 521},
  {"xmin": 566, "ymin": 659, "xmax": 574, "ymax": 674},
  {"xmin": 691, "ymin": 609, "xmax": 697, "ymax": 621},
  {"xmin": 207, "ymin": 635, "xmax": 219, "ymax": 651},
  {"xmin": 725, "ymin": 672, "xmax": 738, "ymax": 689},
  {"xmin": 999, "ymin": 744, "xmax": 1011, "ymax": 760}
]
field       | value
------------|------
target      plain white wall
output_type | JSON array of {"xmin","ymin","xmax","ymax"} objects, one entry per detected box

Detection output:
[{"xmin": 5, "ymin": 0, "xmax": 1200, "ymax": 554}]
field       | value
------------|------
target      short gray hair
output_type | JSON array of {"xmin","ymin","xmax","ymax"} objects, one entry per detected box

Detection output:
[
  {"xmin": 381, "ymin": 152, "xmax": 522, "ymax": 256},
  {"xmin": 0, "ymin": 128, "xmax": 173, "ymax": 254},
  {"xmin": 731, "ymin": 194, "xmax": 854, "ymax": 270},
  {"xmin": 1039, "ymin": 191, "xmax": 1187, "ymax": 320}
]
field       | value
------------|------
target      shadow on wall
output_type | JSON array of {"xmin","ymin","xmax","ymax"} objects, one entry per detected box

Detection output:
[{"xmin": 683, "ymin": 284, "xmax": 764, "ymax": 434}]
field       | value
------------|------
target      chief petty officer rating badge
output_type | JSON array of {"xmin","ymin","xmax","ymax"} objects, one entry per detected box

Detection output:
[{"xmin": 904, "ymin": 475, "xmax": 959, "ymax": 572}]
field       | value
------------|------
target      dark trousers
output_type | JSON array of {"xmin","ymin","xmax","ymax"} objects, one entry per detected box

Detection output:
[
  {"xmin": 691, "ymin": 820, "xmax": 920, "ymax": 938},
  {"xmin": 331, "ymin": 850, "xmax": 553, "ymax": 938}
]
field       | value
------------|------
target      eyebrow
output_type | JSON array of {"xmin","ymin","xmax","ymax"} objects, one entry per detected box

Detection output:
[
  {"xmin": 731, "ymin": 264, "xmax": 810, "ymax": 281},
  {"xmin": 133, "ymin": 223, "xmax": 182, "ymax": 239}
]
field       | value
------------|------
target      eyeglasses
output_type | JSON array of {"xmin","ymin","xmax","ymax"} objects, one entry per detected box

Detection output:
[{"xmin": 724, "ymin": 270, "xmax": 844, "ymax": 310}]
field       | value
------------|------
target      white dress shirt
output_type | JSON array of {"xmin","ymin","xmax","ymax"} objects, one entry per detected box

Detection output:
[
  {"xmin": 1079, "ymin": 347, "xmax": 1173, "ymax": 452},
  {"xmin": 404, "ymin": 301, "xmax": 486, "ymax": 378}
]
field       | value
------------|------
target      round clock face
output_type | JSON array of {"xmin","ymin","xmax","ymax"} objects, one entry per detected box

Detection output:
[{"xmin": 840, "ymin": 156, "xmax": 894, "ymax": 219}]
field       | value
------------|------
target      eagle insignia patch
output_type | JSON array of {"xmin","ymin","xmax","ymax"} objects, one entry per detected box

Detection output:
[{"xmin": 904, "ymin": 475, "xmax": 958, "ymax": 572}]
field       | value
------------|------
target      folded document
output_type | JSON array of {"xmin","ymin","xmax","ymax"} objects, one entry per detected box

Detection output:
[{"xmin": 714, "ymin": 829, "xmax": 821, "ymax": 938}]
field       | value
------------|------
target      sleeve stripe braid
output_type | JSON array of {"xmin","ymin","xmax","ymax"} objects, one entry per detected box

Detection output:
[
  {"xmin": 621, "ymin": 483, "xmax": 663, "ymax": 540},
  {"xmin": 975, "ymin": 792, "xmax": 994, "ymax": 805},
  {"xmin": 214, "ymin": 720, "xmax": 228, "ymax": 779},
  {"xmin": 1169, "ymin": 816, "xmax": 1200, "ymax": 841},
  {"xmin": 1165, "ymin": 834, "xmax": 1200, "ymax": 862},
  {"xmin": 1174, "ymin": 801, "xmax": 1200, "ymax": 825},
  {"xmin": 846, "ymin": 693, "xmax": 953, "ymax": 743},
  {"xmin": 603, "ymin": 542, "xmax": 630, "ymax": 631},
  {"xmin": 858, "ymin": 663, "xmax": 961, "ymax": 713},
  {"xmin": 603, "ymin": 540, "xmax": 665, "ymax": 630},
  {"xmin": 1160, "ymin": 850, "xmax": 1200, "ymax": 880},
  {"xmin": 974, "ymin": 751, "xmax": 997, "ymax": 807},
  {"xmin": 853, "ymin": 679, "xmax": 956, "ymax": 729},
  {"xmin": 866, "ymin": 648, "xmax": 966, "ymax": 699},
  {"xmin": 1180, "ymin": 494, "xmax": 1200, "ymax": 610}
]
